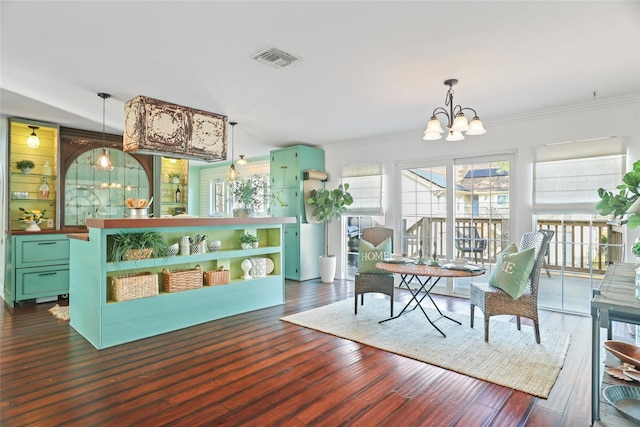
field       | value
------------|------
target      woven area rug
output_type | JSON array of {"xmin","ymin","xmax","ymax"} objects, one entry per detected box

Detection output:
[
  {"xmin": 49, "ymin": 304, "xmax": 70, "ymax": 321},
  {"xmin": 281, "ymin": 298, "xmax": 570, "ymax": 398}
]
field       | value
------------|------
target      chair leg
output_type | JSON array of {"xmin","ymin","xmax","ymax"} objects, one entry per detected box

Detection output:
[
  {"xmin": 516, "ymin": 316, "xmax": 521, "ymax": 331},
  {"xmin": 484, "ymin": 315, "xmax": 490, "ymax": 342},
  {"xmin": 354, "ymin": 293, "xmax": 358, "ymax": 314},
  {"xmin": 534, "ymin": 322, "xmax": 541, "ymax": 344},
  {"xmin": 390, "ymin": 298, "xmax": 393, "ymax": 317},
  {"xmin": 470, "ymin": 305, "xmax": 475, "ymax": 328}
]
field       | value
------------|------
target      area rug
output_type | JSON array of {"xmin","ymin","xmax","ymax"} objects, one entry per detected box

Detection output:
[
  {"xmin": 281, "ymin": 298, "xmax": 570, "ymax": 398},
  {"xmin": 49, "ymin": 304, "xmax": 70, "ymax": 321}
]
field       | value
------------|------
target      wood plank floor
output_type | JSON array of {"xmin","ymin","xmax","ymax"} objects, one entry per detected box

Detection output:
[{"xmin": 1, "ymin": 279, "xmax": 592, "ymax": 426}]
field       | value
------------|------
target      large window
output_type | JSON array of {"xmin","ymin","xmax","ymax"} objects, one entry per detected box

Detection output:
[
  {"xmin": 533, "ymin": 136, "xmax": 627, "ymax": 313},
  {"xmin": 341, "ymin": 163, "xmax": 383, "ymax": 215}
]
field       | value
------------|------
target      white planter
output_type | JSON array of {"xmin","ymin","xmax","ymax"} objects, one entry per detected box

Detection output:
[{"xmin": 319, "ymin": 255, "xmax": 337, "ymax": 283}]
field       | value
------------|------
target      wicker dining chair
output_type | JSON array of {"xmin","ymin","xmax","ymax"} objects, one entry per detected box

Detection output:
[
  {"xmin": 354, "ymin": 227, "xmax": 395, "ymax": 316},
  {"xmin": 469, "ymin": 229, "xmax": 554, "ymax": 343}
]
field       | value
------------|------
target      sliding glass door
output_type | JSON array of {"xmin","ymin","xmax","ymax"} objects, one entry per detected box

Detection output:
[{"xmin": 400, "ymin": 154, "xmax": 513, "ymax": 295}]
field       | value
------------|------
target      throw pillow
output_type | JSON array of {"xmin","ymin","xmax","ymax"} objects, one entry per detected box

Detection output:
[
  {"xmin": 358, "ymin": 237, "xmax": 392, "ymax": 274},
  {"xmin": 488, "ymin": 243, "xmax": 536, "ymax": 299}
]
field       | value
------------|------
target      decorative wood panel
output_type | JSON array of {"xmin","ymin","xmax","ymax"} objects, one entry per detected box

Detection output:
[{"xmin": 123, "ymin": 96, "xmax": 227, "ymax": 162}]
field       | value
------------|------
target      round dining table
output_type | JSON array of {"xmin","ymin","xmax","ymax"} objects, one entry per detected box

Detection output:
[{"xmin": 375, "ymin": 261, "xmax": 485, "ymax": 337}]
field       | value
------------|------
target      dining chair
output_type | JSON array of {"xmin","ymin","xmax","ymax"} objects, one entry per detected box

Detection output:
[
  {"xmin": 469, "ymin": 229, "xmax": 554, "ymax": 343},
  {"xmin": 354, "ymin": 227, "xmax": 395, "ymax": 316},
  {"xmin": 455, "ymin": 226, "xmax": 488, "ymax": 264}
]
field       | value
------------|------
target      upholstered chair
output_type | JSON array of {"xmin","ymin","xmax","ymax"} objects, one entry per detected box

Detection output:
[
  {"xmin": 354, "ymin": 227, "xmax": 395, "ymax": 316},
  {"xmin": 470, "ymin": 229, "xmax": 554, "ymax": 343}
]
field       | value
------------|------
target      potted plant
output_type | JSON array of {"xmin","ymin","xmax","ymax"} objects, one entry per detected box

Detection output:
[
  {"xmin": 169, "ymin": 172, "xmax": 181, "ymax": 184},
  {"xmin": 596, "ymin": 160, "xmax": 640, "ymax": 228},
  {"xmin": 307, "ymin": 183, "xmax": 353, "ymax": 283},
  {"xmin": 109, "ymin": 231, "xmax": 169, "ymax": 262},
  {"xmin": 239, "ymin": 232, "xmax": 259, "ymax": 249},
  {"xmin": 16, "ymin": 159, "xmax": 35, "ymax": 174},
  {"xmin": 230, "ymin": 177, "xmax": 286, "ymax": 217}
]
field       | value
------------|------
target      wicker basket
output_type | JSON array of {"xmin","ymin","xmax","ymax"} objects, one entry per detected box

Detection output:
[
  {"xmin": 110, "ymin": 272, "xmax": 158, "ymax": 302},
  {"xmin": 204, "ymin": 268, "xmax": 230, "ymax": 286},
  {"xmin": 249, "ymin": 258, "xmax": 267, "ymax": 277},
  {"xmin": 162, "ymin": 264, "xmax": 203, "ymax": 292},
  {"xmin": 124, "ymin": 248, "xmax": 153, "ymax": 261}
]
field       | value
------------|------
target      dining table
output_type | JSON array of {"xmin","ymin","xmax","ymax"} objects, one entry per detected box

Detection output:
[{"xmin": 375, "ymin": 261, "xmax": 485, "ymax": 337}]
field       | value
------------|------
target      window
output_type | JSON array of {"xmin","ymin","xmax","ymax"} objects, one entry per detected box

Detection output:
[
  {"xmin": 341, "ymin": 163, "xmax": 383, "ymax": 215},
  {"xmin": 533, "ymin": 137, "xmax": 627, "ymax": 214}
]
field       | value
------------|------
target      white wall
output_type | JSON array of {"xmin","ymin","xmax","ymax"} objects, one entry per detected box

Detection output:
[{"xmin": 322, "ymin": 95, "xmax": 640, "ymax": 278}]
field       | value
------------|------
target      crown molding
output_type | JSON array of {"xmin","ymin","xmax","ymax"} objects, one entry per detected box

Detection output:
[{"xmin": 488, "ymin": 93, "xmax": 640, "ymax": 126}]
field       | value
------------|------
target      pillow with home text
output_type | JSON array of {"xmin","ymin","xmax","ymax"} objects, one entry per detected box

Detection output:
[
  {"xmin": 358, "ymin": 237, "xmax": 391, "ymax": 274},
  {"xmin": 488, "ymin": 243, "xmax": 535, "ymax": 299}
]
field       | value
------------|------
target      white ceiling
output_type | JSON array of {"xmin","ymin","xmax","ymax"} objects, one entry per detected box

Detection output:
[{"xmin": 1, "ymin": 1, "xmax": 639, "ymax": 161}]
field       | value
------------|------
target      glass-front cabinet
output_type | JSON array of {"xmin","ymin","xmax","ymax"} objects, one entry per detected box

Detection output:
[
  {"xmin": 157, "ymin": 157, "xmax": 189, "ymax": 216},
  {"xmin": 7, "ymin": 118, "xmax": 60, "ymax": 232},
  {"xmin": 64, "ymin": 148, "xmax": 151, "ymax": 226}
]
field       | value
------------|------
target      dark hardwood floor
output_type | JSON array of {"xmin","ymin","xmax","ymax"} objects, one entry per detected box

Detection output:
[{"xmin": 1, "ymin": 279, "xmax": 592, "ymax": 426}]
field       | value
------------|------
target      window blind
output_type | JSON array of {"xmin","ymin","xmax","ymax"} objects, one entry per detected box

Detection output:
[
  {"xmin": 341, "ymin": 163, "xmax": 383, "ymax": 215},
  {"xmin": 533, "ymin": 137, "xmax": 627, "ymax": 214}
]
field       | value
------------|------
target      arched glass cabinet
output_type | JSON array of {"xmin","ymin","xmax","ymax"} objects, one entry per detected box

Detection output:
[
  {"xmin": 65, "ymin": 148, "xmax": 150, "ymax": 225},
  {"xmin": 60, "ymin": 127, "xmax": 154, "ymax": 228}
]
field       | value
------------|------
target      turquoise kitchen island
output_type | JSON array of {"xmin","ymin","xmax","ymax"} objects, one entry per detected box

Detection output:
[{"xmin": 69, "ymin": 216, "xmax": 295, "ymax": 349}]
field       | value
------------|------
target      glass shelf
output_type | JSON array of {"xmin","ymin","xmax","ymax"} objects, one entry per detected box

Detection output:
[{"xmin": 11, "ymin": 172, "xmax": 57, "ymax": 179}]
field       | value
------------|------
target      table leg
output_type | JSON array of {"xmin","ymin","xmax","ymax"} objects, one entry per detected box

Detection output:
[
  {"xmin": 591, "ymin": 306, "xmax": 600, "ymax": 423},
  {"xmin": 379, "ymin": 275, "xmax": 458, "ymax": 337}
]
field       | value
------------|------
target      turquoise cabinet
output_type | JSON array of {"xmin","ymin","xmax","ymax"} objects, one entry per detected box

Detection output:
[
  {"xmin": 7, "ymin": 234, "xmax": 70, "ymax": 305},
  {"xmin": 284, "ymin": 224, "xmax": 324, "ymax": 281},
  {"xmin": 270, "ymin": 145, "xmax": 325, "ymax": 281},
  {"xmin": 69, "ymin": 217, "xmax": 293, "ymax": 349}
]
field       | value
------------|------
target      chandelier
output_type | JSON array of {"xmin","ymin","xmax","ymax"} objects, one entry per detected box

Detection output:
[{"xmin": 423, "ymin": 79, "xmax": 486, "ymax": 141}]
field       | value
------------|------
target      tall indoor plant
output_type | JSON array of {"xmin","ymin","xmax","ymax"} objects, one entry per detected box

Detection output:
[{"xmin": 307, "ymin": 183, "xmax": 353, "ymax": 283}]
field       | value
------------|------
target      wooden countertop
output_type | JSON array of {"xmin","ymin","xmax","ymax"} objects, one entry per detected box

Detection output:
[{"xmin": 85, "ymin": 216, "xmax": 298, "ymax": 229}]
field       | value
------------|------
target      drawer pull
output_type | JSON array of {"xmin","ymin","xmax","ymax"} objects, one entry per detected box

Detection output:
[
  {"xmin": 38, "ymin": 242, "xmax": 57, "ymax": 245},
  {"xmin": 38, "ymin": 272, "xmax": 58, "ymax": 276}
]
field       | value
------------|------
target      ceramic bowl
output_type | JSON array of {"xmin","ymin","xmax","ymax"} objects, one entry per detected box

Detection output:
[
  {"xmin": 207, "ymin": 240, "xmax": 222, "ymax": 252},
  {"xmin": 604, "ymin": 341, "xmax": 640, "ymax": 369},
  {"xmin": 392, "ymin": 253, "xmax": 405, "ymax": 261},
  {"xmin": 167, "ymin": 243, "xmax": 179, "ymax": 257}
]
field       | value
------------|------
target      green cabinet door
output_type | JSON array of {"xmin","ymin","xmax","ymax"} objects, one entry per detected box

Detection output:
[{"xmin": 270, "ymin": 148, "xmax": 299, "ymax": 188}]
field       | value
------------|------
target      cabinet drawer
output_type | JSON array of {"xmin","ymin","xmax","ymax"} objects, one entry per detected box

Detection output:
[
  {"xmin": 16, "ymin": 266, "xmax": 70, "ymax": 299},
  {"xmin": 16, "ymin": 238, "xmax": 70, "ymax": 267}
]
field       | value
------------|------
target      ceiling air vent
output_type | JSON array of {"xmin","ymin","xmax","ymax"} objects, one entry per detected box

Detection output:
[{"xmin": 252, "ymin": 46, "xmax": 301, "ymax": 68}]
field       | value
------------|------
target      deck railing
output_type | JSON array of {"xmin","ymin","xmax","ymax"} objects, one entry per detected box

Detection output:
[{"xmin": 404, "ymin": 217, "xmax": 621, "ymax": 274}]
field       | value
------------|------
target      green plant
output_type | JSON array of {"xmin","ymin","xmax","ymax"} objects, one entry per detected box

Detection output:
[
  {"xmin": 168, "ymin": 172, "xmax": 181, "ymax": 180},
  {"xmin": 18, "ymin": 208, "xmax": 46, "ymax": 222},
  {"xmin": 633, "ymin": 242, "xmax": 640, "ymax": 258},
  {"xmin": 16, "ymin": 159, "xmax": 35, "ymax": 171},
  {"xmin": 239, "ymin": 232, "xmax": 259, "ymax": 244},
  {"xmin": 109, "ymin": 231, "xmax": 169, "ymax": 262},
  {"xmin": 596, "ymin": 160, "xmax": 640, "ymax": 228},
  {"xmin": 230, "ymin": 177, "xmax": 286, "ymax": 211},
  {"xmin": 307, "ymin": 183, "xmax": 353, "ymax": 256}
]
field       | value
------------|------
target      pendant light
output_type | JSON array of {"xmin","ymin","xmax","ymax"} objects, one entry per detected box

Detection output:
[
  {"xmin": 237, "ymin": 155, "xmax": 248, "ymax": 165},
  {"xmin": 27, "ymin": 126, "xmax": 40, "ymax": 148},
  {"xmin": 227, "ymin": 121, "xmax": 238, "ymax": 181},
  {"xmin": 423, "ymin": 79, "xmax": 486, "ymax": 141},
  {"xmin": 94, "ymin": 92, "xmax": 114, "ymax": 172}
]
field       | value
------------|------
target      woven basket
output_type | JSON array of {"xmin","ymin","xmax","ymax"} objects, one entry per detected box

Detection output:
[
  {"xmin": 124, "ymin": 248, "xmax": 153, "ymax": 261},
  {"xmin": 204, "ymin": 268, "xmax": 230, "ymax": 286},
  {"xmin": 162, "ymin": 264, "xmax": 203, "ymax": 292},
  {"xmin": 110, "ymin": 272, "xmax": 158, "ymax": 302}
]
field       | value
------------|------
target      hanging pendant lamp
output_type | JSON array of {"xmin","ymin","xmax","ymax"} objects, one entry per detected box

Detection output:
[
  {"xmin": 227, "ymin": 121, "xmax": 238, "ymax": 181},
  {"xmin": 94, "ymin": 92, "xmax": 114, "ymax": 172},
  {"xmin": 27, "ymin": 126, "xmax": 40, "ymax": 148}
]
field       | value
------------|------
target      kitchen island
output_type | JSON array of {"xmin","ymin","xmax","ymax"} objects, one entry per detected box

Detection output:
[{"xmin": 69, "ymin": 216, "xmax": 295, "ymax": 349}]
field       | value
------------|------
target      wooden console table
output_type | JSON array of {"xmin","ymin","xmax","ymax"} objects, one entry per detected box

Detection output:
[{"xmin": 591, "ymin": 262, "xmax": 640, "ymax": 425}]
